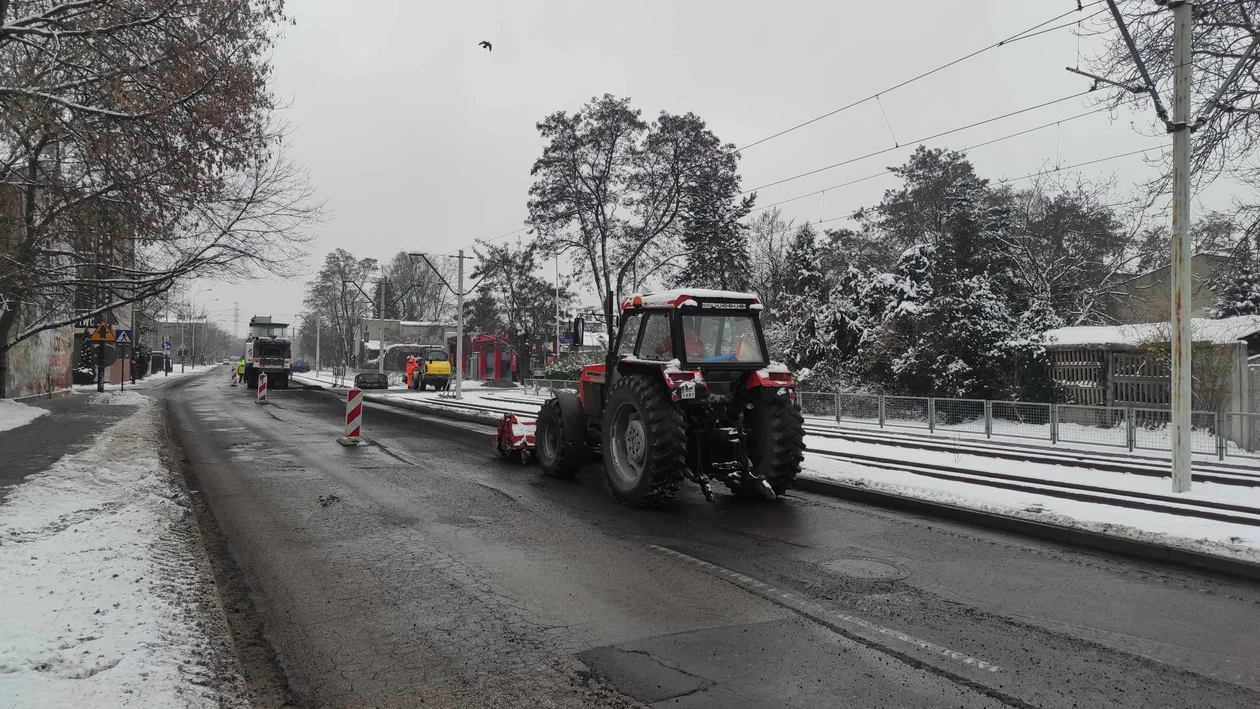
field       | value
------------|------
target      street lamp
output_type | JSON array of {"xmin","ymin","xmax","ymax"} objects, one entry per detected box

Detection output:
[
  {"xmin": 189, "ymin": 289, "xmax": 213, "ymax": 372},
  {"xmin": 192, "ymin": 298, "xmax": 219, "ymax": 367}
]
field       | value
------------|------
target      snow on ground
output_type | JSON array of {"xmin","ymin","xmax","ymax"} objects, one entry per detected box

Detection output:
[
  {"xmin": 0, "ymin": 398, "xmax": 49, "ymax": 433},
  {"xmin": 292, "ymin": 376, "xmax": 1260, "ymax": 562},
  {"xmin": 87, "ymin": 391, "xmax": 148, "ymax": 406},
  {"xmin": 803, "ymin": 457, "xmax": 1260, "ymax": 563},
  {"xmin": 0, "ymin": 397, "xmax": 245, "ymax": 707}
]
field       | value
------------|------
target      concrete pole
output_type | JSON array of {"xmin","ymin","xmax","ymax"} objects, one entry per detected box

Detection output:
[
  {"xmin": 378, "ymin": 278, "xmax": 386, "ymax": 374},
  {"xmin": 1170, "ymin": 1, "xmax": 1193, "ymax": 493},
  {"xmin": 555, "ymin": 254, "xmax": 561, "ymax": 364},
  {"xmin": 315, "ymin": 316, "xmax": 321, "ymax": 376},
  {"xmin": 455, "ymin": 250, "xmax": 465, "ymax": 400}
]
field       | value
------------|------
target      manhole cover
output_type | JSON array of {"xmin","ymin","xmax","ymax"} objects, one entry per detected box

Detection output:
[{"xmin": 821, "ymin": 558, "xmax": 907, "ymax": 580}]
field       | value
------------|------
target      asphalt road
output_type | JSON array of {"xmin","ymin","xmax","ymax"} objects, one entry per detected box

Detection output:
[{"xmin": 166, "ymin": 374, "xmax": 1260, "ymax": 708}]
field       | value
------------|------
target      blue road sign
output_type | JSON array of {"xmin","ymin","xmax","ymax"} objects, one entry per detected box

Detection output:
[
  {"xmin": 115, "ymin": 329, "xmax": 133, "ymax": 346},
  {"xmin": 162, "ymin": 340, "xmax": 172, "ymax": 352}
]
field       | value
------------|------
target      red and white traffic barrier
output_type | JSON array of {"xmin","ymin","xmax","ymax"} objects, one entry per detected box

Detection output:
[
  {"xmin": 256, "ymin": 372, "xmax": 268, "ymax": 404},
  {"xmin": 338, "ymin": 387, "xmax": 364, "ymax": 446},
  {"xmin": 231, "ymin": 369, "xmax": 238, "ymax": 386}
]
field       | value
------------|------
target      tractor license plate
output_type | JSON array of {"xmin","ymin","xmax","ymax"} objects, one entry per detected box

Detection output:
[{"xmin": 678, "ymin": 381, "xmax": 697, "ymax": 400}]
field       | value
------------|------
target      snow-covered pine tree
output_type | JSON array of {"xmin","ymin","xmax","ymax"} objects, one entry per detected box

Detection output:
[
  {"xmin": 673, "ymin": 155, "xmax": 755, "ymax": 291},
  {"xmin": 774, "ymin": 223, "xmax": 829, "ymax": 369},
  {"xmin": 1211, "ymin": 243, "xmax": 1260, "ymax": 318}
]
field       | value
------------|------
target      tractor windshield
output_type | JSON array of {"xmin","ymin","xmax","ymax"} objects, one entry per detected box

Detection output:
[
  {"xmin": 679, "ymin": 314, "xmax": 765, "ymax": 364},
  {"xmin": 425, "ymin": 349, "xmax": 448, "ymax": 362}
]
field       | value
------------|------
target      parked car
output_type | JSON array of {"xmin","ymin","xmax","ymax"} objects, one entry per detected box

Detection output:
[
  {"xmin": 290, "ymin": 360, "xmax": 311, "ymax": 373},
  {"xmin": 353, "ymin": 372, "xmax": 389, "ymax": 390}
]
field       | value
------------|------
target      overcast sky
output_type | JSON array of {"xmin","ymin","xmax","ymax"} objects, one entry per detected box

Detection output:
[{"xmin": 201, "ymin": 0, "xmax": 1223, "ymax": 334}]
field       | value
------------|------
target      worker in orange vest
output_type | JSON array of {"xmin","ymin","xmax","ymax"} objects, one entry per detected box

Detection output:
[{"xmin": 405, "ymin": 355, "xmax": 418, "ymax": 389}]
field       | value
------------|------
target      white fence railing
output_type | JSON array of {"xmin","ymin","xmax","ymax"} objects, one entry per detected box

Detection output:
[{"xmin": 523, "ymin": 379, "xmax": 1258, "ymax": 462}]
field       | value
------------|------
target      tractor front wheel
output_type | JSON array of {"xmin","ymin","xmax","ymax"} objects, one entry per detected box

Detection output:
[{"xmin": 601, "ymin": 375, "xmax": 686, "ymax": 507}]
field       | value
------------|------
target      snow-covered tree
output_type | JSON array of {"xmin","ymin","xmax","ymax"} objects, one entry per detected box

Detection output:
[
  {"xmin": 673, "ymin": 154, "xmax": 756, "ymax": 290},
  {"xmin": 1211, "ymin": 244, "xmax": 1260, "ymax": 318}
]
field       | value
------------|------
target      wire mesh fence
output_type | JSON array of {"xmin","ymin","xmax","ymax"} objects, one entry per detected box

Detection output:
[
  {"xmin": 838, "ymin": 393, "xmax": 882, "ymax": 427},
  {"xmin": 990, "ymin": 401, "xmax": 1052, "ymax": 442},
  {"xmin": 798, "ymin": 391, "xmax": 838, "ymax": 420},
  {"xmin": 1056, "ymin": 405, "xmax": 1128, "ymax": 449},
  {"xmin": 884, "ymin": 395, "xmax": 930, "ymax": 430},
  {"xmin": 513, "ymin": 375, "xmax": 1252, "ymax": 461},
  {"xmin": 1225, "ymin": 412, "xmax": 1260, "ymax": 460},
  {"xmin": 1130, "ymin": 408, "xmax": 1219, "ymax": 457},
  {"xmin": 933, "ymin": 398, "xmax": 987, "ymax": 435}
]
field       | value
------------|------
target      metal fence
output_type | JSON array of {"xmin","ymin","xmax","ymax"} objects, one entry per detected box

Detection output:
[
  {"xmin": 525, "ymin": 379, "xmax": 579, "ymax": 396},
  {"xmin": 519, "ymin": 378, "xmax": 1258, "ymax": 462}
]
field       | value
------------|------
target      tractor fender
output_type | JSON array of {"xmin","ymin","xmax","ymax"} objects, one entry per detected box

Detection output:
[{"xmin": 554, "ymin": 390, "xmax": 586, "ymax": 429}]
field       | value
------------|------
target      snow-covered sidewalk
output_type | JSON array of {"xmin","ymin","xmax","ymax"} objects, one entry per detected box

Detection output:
[
  {"xmin": 293, "ymin": 376, "xmax": 1260, "ymax": 565},
  {"xmin": 0, "ymin": 398, "xmax": 49, "ymax": 433},
  {"xmin": 0, "ymin": 395, "xmax": 246, "ymax": 707}
]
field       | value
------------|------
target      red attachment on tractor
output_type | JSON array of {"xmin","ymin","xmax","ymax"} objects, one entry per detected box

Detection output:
[{"xmin": 492, "ymin": 412, "xmax": 537, "ymax": 464}]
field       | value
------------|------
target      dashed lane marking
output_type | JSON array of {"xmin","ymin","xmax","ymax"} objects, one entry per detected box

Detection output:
[{"xmin": 648, "ymin": 544, "xmax": 1002, "ymax": 674}]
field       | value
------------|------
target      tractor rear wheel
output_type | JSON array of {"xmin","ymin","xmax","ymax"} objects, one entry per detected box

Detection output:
[
  {"xmin": 537, "ymin": 398, "xmax": 587, "ymax": 479},
  {"xmin": 733, "ymin": 391, "xmax": 806, "ymax": 497},
  {"xmin": 601, "ymin": 375, "xmax": 686, "ymax": 507}
]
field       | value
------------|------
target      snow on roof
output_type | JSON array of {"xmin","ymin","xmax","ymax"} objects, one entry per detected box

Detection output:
[
  {"xmin": 1044, "ymin": 315, "xmax": 1260, "ymax": 347},
  {"xmin": 398, "ymin": 320, "xmax": 451, "ymax": 327},
  {"xmin": 633, "ymin": 289, "xmax": 760, "ymax": 307}
]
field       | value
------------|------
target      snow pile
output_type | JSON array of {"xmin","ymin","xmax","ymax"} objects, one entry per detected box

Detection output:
[
  {"xmin": 87, "ymin": 390, "xmax": 148, "ymax": 406},
  {"xmin": 0, "ymin": 399, "xmax": 48, "ymax": 433},
  {"xmin": 0, "ymin": 399, "xmax": 244, "ymax": 707}
]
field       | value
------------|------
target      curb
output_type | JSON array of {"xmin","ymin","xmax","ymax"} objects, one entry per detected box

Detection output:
[
  {"xmin": 793, "ymin": 477, "xmax": 1260, "ymax": 583},
  {"xmin": 303, "ymin": 382, "xmax": 1260, "ymax": 583},
  {"xmin": 360, "ymin": 394, "xmax": 503, "ymax": 427}
]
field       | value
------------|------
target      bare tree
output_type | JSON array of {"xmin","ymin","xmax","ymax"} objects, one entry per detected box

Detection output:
[
  {"xmin": 0, "ymin": 0, "xmax": 317, "ymax": 395},
  {"xmin": 378, "ymin": 250, "xmax": 456, "ymax": 322},
  {"xmin": 527, "ymin": 94, "xmax": 744, "ymax": 341},
  {"xmin": 473, "ymin": 241, "xmax": 573, "ymax": 380},
  {"xmin": 1084, "ymin": 1, "xmax": 1260, "ymax": 207},
  {"xmin": 302, "ymin": 250, "xmax": 378, "ymax": 367},
  {"xmin": 746, "ymin": 208, "xmax": 796, "ymax": 317}
]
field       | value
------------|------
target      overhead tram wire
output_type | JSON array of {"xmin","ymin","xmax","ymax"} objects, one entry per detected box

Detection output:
[
  {"xmin": 742, "ymin": 90, "xmax": 1098, "ymax": 196},
  {"xmin": 730, "ymin": 1, "xmax": 1107, "ymax": 155},
  {"xmin": 800, "ymin": 146, "xmax": 1162, "ymax": 228},
  {"xmin": 748, "ymin": 106, "xmax": 1113, "ymax": 215},
  {"xmin": 437, "ymin": 3, "xmax": 1107, "ymax": 256}
]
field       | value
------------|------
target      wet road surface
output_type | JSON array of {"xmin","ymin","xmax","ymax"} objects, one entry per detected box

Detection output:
[{"xmin": 166, "ymin": 374, "xmax": 1260, "ymax": 708}]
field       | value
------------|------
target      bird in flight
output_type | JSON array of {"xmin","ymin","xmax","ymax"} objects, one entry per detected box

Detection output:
[{"xmin": 478, "ymin": 40, "xmax": 492, "ymax": 52}]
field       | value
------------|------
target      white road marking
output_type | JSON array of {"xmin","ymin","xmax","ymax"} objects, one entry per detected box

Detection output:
[{"xmin": 649, "ymin": 544, "xmax": 1002, "ymax": 673}]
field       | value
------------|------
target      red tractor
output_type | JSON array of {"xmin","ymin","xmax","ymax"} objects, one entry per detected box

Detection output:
[{"xmin": 536, "ymin": 289, "xmax": 806, "ymax": 506}]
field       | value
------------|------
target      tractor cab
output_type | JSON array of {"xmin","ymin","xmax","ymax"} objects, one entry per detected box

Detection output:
[{"xmin": 577, "ymin": 289, "xmax": 793, "ymax": 419}]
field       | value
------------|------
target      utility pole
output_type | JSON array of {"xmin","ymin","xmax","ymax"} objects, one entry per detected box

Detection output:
[
  {"xmin": 233, "ymin": 301, "xmax": 240, "ymax": 339},
  {"xmin": 455, "ymin": 250, "xmax": 466, "ymax": 399},
  {"xmin": 1098, "ymin": 0, "xmax": 1197, "ymax": 493},
  {"xmin": 378, "ymin": 277, "xmax": 386, "ymax": 374},
  {"xmin": 1169, "ymin": 0, "xmax": 1193, "ymax": 493},
  {"xmin": 555, "ymin": 254, "xmax": 561, "ymax": 364},
  {"xmin": 315, "ymin": 315, "xmax": 321, "ymax": 375}
]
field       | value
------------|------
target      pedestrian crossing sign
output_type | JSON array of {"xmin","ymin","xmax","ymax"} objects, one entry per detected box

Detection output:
[
  {"xmin": 115, "ymin": 329, "xmax": 133, "ymax": 345},
  {"xmin": 89, "ymin": 322, "xmax": 116, "ymax": 343}
]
